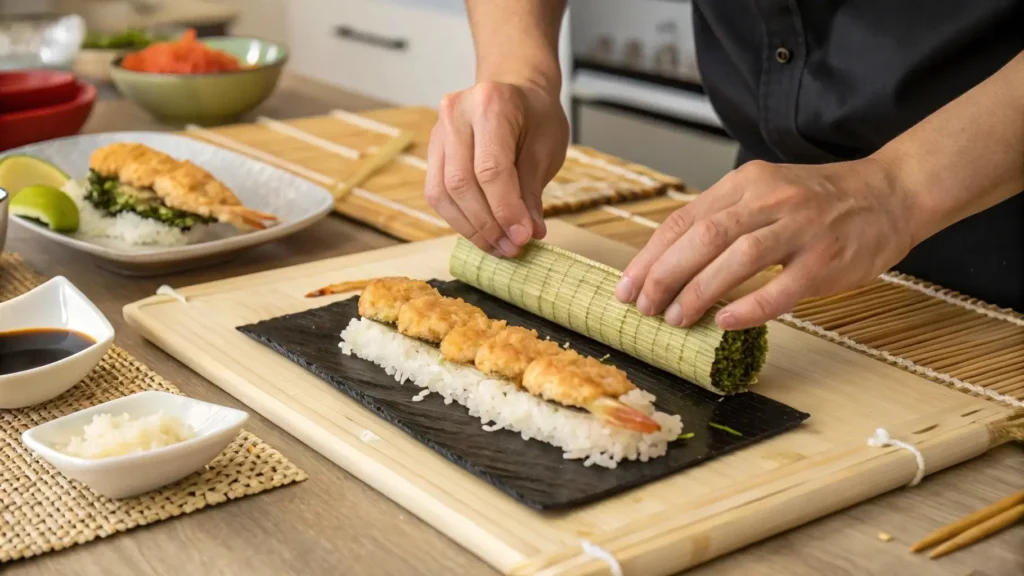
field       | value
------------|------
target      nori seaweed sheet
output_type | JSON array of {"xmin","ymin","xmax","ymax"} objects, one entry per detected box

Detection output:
[{"xmin": 237, "ymin": 280, "xmax": 809, "ymax": 510}]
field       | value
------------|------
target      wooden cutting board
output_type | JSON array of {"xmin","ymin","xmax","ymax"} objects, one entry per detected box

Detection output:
[{"xmin": 123, "ymin": 220, "xmax": 1012, "ymax": 575}]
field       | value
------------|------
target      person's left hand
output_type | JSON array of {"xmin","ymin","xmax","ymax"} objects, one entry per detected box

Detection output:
[{"xmin": 614, "ymin": 157, "xmax": 920, "ymax": 330}]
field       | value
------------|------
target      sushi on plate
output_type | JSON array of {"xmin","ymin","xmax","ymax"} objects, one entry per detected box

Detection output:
[{"xmin": 61, "ymin": 142, "xmax": 277, "ymax": 246}]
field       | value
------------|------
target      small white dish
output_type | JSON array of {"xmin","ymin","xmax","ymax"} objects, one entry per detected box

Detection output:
[
  {"xmin": 22, "ymin": 390, "xmax": 249, "ymax": 499},
  {"xmin": 3, "ymin": 131, "xmax": 335, "ymax": 276},
  {"xmin": 0, "ymin": 276, "xmax": 114, "ymax": 409}
]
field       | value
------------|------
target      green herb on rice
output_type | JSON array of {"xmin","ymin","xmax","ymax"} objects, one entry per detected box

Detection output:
[
  {"xmin": 708, "ymin": 422, "xmax": 744, "ymax": 437},
  {"xmin": 677, "ymin": 432, "xmax": 695, "ymax": 441},
  {"xmin": 85, "ymin": 170, "xmax": 214, "ymax": 231}
]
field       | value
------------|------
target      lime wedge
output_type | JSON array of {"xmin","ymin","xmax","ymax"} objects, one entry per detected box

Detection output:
[
  {"xmin": 0, "ymin": 155, "xmax": 70, "ymax": 196},
  {"xmin": 10, "ymin": 185, "xmax": 80, "ymax": 233}
]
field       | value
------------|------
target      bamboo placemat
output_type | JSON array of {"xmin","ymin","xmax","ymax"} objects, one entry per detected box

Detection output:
[
  {"xmin": 179, "ymin": 107, "xmax": 683, "ymax": 242},
  {"xmin": 173, "ymin": 105, "xmax": 1023, "ymax": 410},
  {"xmin": 0, "ymin": 255, "xmax": 307, "ymax": 563}
]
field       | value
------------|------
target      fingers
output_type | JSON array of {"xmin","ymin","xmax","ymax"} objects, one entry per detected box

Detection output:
[
  {"xmin": 425, "ymin": 123, "xmax": 485, "ymax": 250},
  {"xmin": 472, "ymin": 90, "xmax": 533, "ymax": 248},
  {"xmin": 635, "ymin": 205, "xmax": 778, "ymax": 317},
  {"xmin": 663, "ymin": 223, "xmax": 789, "ymax": 327},
  {"xmin": 616, "ymin": 177, "xmax": 746, "ymax": 307},
  {"xmin": 441, "ymin": 95, "xmax": 511, "ymax": 255},
  {"xmin": 715, "ymin": 255, "xmax": 820, "ymax": 330}
]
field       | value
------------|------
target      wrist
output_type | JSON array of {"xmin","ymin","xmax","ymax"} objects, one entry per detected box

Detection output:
[
  {"xmin": 476, "ymin": 59, "xmax": 561, "ymax": 100},
  {"xmin": 866, "ymin": 148, "xmax": 934, "ymax": 248}
]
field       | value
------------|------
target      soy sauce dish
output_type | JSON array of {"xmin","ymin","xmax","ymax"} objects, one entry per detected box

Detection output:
[{"xmin": 0, "ymin": 276, "xmax": 114, "ymax": 409}]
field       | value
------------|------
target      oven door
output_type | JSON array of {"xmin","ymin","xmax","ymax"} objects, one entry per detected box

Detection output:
[{"xmin": 571, "ymin": 67, "xmax": 739, "ymax": 191}]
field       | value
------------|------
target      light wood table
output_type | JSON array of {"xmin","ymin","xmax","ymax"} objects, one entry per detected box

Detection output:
[{"xmin": 6, "ymin": 74, "xmax": 1022, "ymax": 576}]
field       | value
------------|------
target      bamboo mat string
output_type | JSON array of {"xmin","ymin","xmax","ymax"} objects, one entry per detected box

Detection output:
[
  {"xmin": 867, "ymin": 428, "xmax": 927, "ymax": 486},
  {"xmin": 581, "ymin": 540, "xmax": 624, "ymax": 576},
  {"xmin": 880, "ymin": 273, "xmax": 1024, "ymax": 327},
  {"xmin": 330, "ymin": 108, "xmax": 402, "ymax": 136},
  {"xmin": 564, "ymin": 148, "xmax": 659, "ymax": 188},
  {"xmin": 600, "ymin": 205, "xmax": 660, "ymax": 229},
  {"xmin": 259, "ymin": 115, "xmax": 428, "ymax": 171},
  {"xmin": 256, "ymin": 116, "xmax": 361, "ymax": 159}
]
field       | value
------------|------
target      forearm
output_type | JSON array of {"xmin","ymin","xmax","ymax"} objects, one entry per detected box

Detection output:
[
  {"xmin": 872, "ymin": 52, "xmax": 1024, "ymax": 245},
  {"xmin": 466, "ymin": 0, "xmax": 566, "ymax": 93}
]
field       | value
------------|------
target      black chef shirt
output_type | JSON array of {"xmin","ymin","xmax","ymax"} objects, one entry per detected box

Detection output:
[{"xmin": 692, "ymin": 0, "xmax": 1024, "ymax": 311}]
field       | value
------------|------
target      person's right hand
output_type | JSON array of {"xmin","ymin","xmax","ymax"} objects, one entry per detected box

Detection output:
[{"xmin": 425, "ymin": 80, "xmax": 569, "ymax": 257}]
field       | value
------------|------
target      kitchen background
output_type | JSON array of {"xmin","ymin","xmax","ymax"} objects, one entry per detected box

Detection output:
[{"xmin": 1, "ymin": 0, "xmax": 738, "ymax": 189}]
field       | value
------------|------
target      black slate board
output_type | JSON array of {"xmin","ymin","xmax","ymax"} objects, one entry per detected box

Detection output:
[{"xmin": 237, "ymin": 280, "xmax": 809, "ymax": 510}]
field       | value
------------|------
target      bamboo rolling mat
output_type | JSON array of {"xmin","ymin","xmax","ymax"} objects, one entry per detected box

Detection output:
[
  {"xmin": 176, "ymin": 106, "xmax": 1022, "ymax": 411},
  {"xmin": 180, "ymin": 107, "xmax": 682, "ymax": 243},
  {"xmin": 0, "ymin": 255, "xmax": 307, "ymax": 563}
]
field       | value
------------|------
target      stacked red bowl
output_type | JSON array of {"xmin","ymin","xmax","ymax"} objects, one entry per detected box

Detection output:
[{"xmin": 0, "ymin": 70, "xmax": 96, "ymax": 151}]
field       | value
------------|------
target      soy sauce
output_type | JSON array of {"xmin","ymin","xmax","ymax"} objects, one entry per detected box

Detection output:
[{"xmin": 0, "ymin": 328, "xmax": 95, "ymax": 375}]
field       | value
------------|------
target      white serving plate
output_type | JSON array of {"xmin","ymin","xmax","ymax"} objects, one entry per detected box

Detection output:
[
  {"xmin": 0, "ymin": 276, "xmax": 113, "ymax": 409},
  {"xmin": 22, "ymin": 390, "xmax": 249, "ymax": 499},
  {"xmin": 3, "ymin": 131, "xmax": 335, "ymax": 275}
]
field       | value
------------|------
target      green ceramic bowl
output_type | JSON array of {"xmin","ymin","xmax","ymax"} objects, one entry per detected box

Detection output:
[{"xmin": 110, "ymin": 36, "xmax": 287, "ymax": 126}]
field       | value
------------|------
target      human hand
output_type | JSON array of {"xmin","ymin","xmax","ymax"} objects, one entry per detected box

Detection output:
[
  {"xmin": 614, "ymin": 158, "xmax": 919, "ymax": 330},
  {"xmin": 425, "ymin": 81, "xmax": 569, "ymax": 257}
]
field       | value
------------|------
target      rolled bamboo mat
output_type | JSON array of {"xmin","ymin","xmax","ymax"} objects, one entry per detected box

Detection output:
[
  {"xmin": 179, "ymin": 107, "xmax": 683, "ymax": 243},
  {"xmin": 176, "ymin": 105, "xmax": 1022, "ymax": 411},
  {"xmin": 0, "ymin": 254, "xmax": 307, "ymax": 563}
]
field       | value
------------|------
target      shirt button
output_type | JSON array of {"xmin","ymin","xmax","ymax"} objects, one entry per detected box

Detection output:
[{"xmin": 775, "ymin": 47, "xmax": 791, "ymax": 63}]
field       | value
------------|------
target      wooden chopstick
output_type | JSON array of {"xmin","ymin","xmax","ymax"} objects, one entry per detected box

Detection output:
[
  {"xmin": 910, "ymin": 489, "xmax": 1024, "ymax": 556},
  {"xmin": 929, "ymin": 503, "xmax": 1024, "ymax": 558},
  {"xmin": 334, "ymin": 131, "xmax": 414, "ymax": 200}
]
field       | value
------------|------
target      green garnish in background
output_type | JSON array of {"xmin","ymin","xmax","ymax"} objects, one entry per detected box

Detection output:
[{"xmin": 82, "ymin": 29, "xmax": 162, "ymax": 50}]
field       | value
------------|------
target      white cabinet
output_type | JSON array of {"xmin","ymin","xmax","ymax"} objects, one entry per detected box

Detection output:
[
  {"xmin": 287, "ymin": 0, "xmax": 572, "ymax": 121},
  {"xmin": 288, "ymin": 0, "xmax": 476, "ymax": 107}
]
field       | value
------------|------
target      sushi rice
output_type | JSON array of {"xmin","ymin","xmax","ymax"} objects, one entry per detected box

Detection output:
[
  {"xmin": 61, "ymin": 179, "xmax": 200, "ymax": 246},
  {"xmin": 340, "ymin": 317, "xmax": 684, "ymax": 469}
]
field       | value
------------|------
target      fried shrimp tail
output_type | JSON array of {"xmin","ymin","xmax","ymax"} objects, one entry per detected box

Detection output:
[
  {"xmin": 306, "ymin": 278, "xmax": 377, "ymax": 298},
  {"xmin": 521, "ymin": 351, "xmax": 661, "ymax": 433},
  {"xmin": 584, "ymin": 396, "xmax": 662, "ymax": 434}
]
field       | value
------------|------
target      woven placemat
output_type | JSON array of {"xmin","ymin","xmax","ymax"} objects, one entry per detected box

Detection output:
[{"xmin": 0, "ymin": 254, "xmax": 308, "ymax": 563}]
